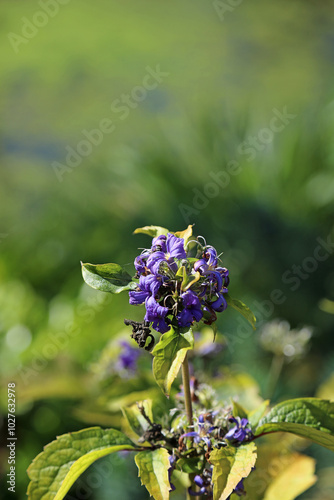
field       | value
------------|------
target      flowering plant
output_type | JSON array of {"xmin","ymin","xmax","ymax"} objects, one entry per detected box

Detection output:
[{"xmin": 27, "ymin": 225, "xmax": 334, "ymax": 500}]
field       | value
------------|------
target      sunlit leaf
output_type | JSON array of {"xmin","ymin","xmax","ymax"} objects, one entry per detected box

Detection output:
[
  {"xmin": 135, "ymin": 448, "xmax": 170, "ymax": 500},
  {"xmin": 225, "ymin": 294, "xmax": 256, "ymax": 330},
  {"xmin": 244, "ymin": 439, "xmax": 316, "ymax": 500},
  {"xmin": 263, "ymin": 454, "xmax": 317, "ymax": 500},
  {"xmin": 316, "ymin": 372, "xmax": 334, "ymax": 401},
  {"xmin": 152, "ymin": 327, "xmax": 194, "ymax": 397},
  {"xmin": 213, "ymin": 371, "xmax": 263, "ymax": 411},
  {"xmin": 174, "ymin": 225, "xmax": 193, "ymax": 245},
  {"xmin": 232, "ymin": 400, "xmax": 248, "ymax": 419},
  {"xmin": 27, "ymin": 427, "xmax": 137, "ymax": 500},
  {"xmin": 122, "ymin": 399, "xmax": 153, "ymax": 443},
  {"xmin": 81, "ymin": 262, "xmax": 137, "ymax": 293},
  {"xmin": 134, "ymin": 226, "xmax": 169, "ymax": 237},
  {"xmin": 248, "ymin": 400, "xmax": 270, "ymax": 428},
  {"xmin": 255, "ymin": 398, "xmax": 334, "ymax": 451},
  {"xmin": 210, "ymin": 442, "xmax": 257, "ymax": 500}
]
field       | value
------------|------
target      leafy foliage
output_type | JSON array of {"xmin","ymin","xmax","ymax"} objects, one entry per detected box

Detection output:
[
  {"xmin": 135, "ymin": 448, "xmax": 171, "ymax": 500},
  {"xmin": 81, "ymin": 262, "xmax": 137, "ymax": 294},
  {"xmin": 255, "ymin": 398, "xmax": 334, "ymax": 451},
  {"xmin": 133, "ymin": 226, "xmax": 169, "ymax": 237},
  {"xmin": 225, "ymin": 294, "xmax": 256, "ymax": 330},
  {"xmin": 152, "ymin": 327, "xmax": 194, "ymax": 396},
  {"xmin": 122, "ymin": 399, "xmax": 153, "ymax": 444},
  {"xmin": 210, "ymin": 442, "xmax": 257, "ymax": 500},
  {"xmin": 263, "ymin": 454, "xmax": 317, "ymax": 500},
  {"xmin": 27, "ymin": 427, "xmax": 137, "ymax": 500}
]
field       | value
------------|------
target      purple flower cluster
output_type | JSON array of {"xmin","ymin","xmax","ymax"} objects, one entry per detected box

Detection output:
[
  {"xmin": 129, "ymin": 233, "xmax": 229, "ymax": 334},
  {"xmin": 225, "ymin": 417, "xmax": 253, "ymax": 443}
]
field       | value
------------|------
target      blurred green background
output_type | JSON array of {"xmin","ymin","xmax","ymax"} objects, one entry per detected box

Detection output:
[{"xmin": 1, "ymin": 0, "xmax": 334, "ymax": 498}]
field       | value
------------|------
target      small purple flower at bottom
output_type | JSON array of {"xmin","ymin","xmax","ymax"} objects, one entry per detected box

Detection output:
[
  {"xmin": 225, "ymin": 417, "xmax": 253, "ymax": 443},
  {"xmin": 188, "ymin": 469, "xmax": 213, "ymax": 497},
  {"xmin": 168, "ymin": 455, "xmax": 176, "ymax": 492},
  {"xmin": 226, "ymin": 479, "xmax": 246, "ymax": 499}
]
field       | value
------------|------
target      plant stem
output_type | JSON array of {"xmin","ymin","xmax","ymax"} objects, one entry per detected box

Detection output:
[
  {"xmin": 266, "ymin": 354, "xmax": 284, "ymax": 400},
  {"xmin": 182, "ymin": 353, "xmax": 193, "ymax": 428}
]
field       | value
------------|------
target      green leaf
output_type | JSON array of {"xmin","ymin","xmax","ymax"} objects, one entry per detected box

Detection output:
[
  {"xmin": 27, "ymin": 427, "xmax": 137, "ymax": 500},
  {"xmin": 263, "ymin": 454, "xmax": 317, "ymax": 500},
  {"xmin": 134, "ymin": 225, "xmax": 169, "ymax": 237},
  {"xmin": 122, "ymin": 399, "xmax": 153, "ymax": 443},
  {"xmin": 176, "ymin": 266, "xmax": 201, "ymax": 291},
  {"xmin": 210, "ymin": 442, "xmax": 257, "ymax": 500},
  {"xmin": 176, "ymin": 457, "xmax": 203, "ymax": 474},
  {"xmin": 255, "ymin": 398, "xmax": 334, "ymax": 451},
  {"xmin": 152, "ymin": 327, "xmax": 194, "ymax": 397},
  {"xmin": 81, "ymin": 262, "xmax": 137, "ymax": 294},
  {"xmin": 232, "ymin": 400, "xmax": 248, "ymax": 419},
  {"xmin": 225, "ymin": 294, "xmax": 256, "ymax": 330},
  {"xmin": 174, "ymin": 225, "xmax": 193, "ymax": 245},
  {"xmin": 248, "ymin": 400, "xmax": 270, "ymax": 428},
  {"xmin": 135, "ymin": 448, "xmax": 170, "ymax": 500}
]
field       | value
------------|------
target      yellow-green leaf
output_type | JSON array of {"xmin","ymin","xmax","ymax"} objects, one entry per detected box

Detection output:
[
  {"xmin": 210, "ymin": 442, "xmax": 257, "ymax": 500},
  {"xmin": 122, "ymin": 399, "xmax": 153, "ymax": 443},
  {"xmin": 232, "ymin": 400, "xmax": 248, "ymax": 419},
  {"xmin": 174, "ymin": 225, "xmax": 193, "ymax": 245},
  {"xmin": 134, "ymin": 226, "xmax": 169, "ymax": 237},
  {"xmin": 248, "ymin": 400, "xmax": 270, "ymax": 428},
  {"xmin": 263, "ymin": 454, "xmax": 317, "ymax": 500},
  {"xmin": 152, "ymin": 327, "xmax": 194, "ymax": 397},
  {"xmin": 135, "ymin": 448, "xmax": 170, "ymax": 500},
  {"xmin": 27, "ymin": 427, "xmax": 137, "ymax": 500},
  {"xmin": 225, "ymin": 294, "xmax": 256, "ymax": 330}
]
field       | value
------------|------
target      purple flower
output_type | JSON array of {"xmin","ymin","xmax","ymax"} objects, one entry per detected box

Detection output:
[
  {"xmin": 194, "ymin": 259, "xmax": 209, "ymax": 273},
  {"xmin": 129, "ymin": 275, "xmax": 162, "ymax": 305},
  {"xmin": 181, "ymin": 414, "xmax": 214, "ymax": 449},
  {"xmin": 188, "ymin": 468, "xmax": 213, "ymax": 497},
  {"xmin": 134, "ymin": 250, "xmax": 150, "ymax": 274},
  {"xmin": 128, "ymin": 231, "xmax": 229, "ymax": 336},
  {"xmin": 227, "ymin": 479, "xmax": 246, "ymax": 499},
  {"xmin": 177, "ymin": 291, "xmax": 203, "ymax": 327},
  {"xmin": 203, "ymin": 246, "xmax": 218, "ymax": 267},
  {"xmin": 129, "ymin": 289, "xmax": 149, "ymax": 305},
  {"xmin": 139, "ymin": 274, "xmax": 161, "ymax": 296},
  {"xmin": 188, "ymin": 475, "xmax": 208, "ymax": 496},
  {"xmin": 117, "ymin": 341, "xmax": 141, "ymax": 372},
  {"xmin": 210, "ymin": 293, "xmax": 227, "ymax": 313},
  {"xmin": 168, "ymin": 455, "xmax": 176, "ymax": 492},
  {"xmin": 151, "ymin": 234, "xmax": 167, "ymax": 252},
  {"xmin": 144, "ymin": 296, "xmax": 170, "ymax": 333},
  {"xmin": 225, "ymin": 417, "xmax": 253, "ymax": 443},
  {"xmin": 147, "ymin": 233, "xmax": 187, "ymax": 275}
]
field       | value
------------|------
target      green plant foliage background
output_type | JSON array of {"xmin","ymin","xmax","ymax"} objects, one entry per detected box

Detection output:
[{"xmin": 1, "ymin": 0, "xmax": 334, "ymax": 498}]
